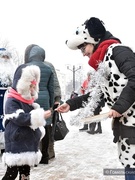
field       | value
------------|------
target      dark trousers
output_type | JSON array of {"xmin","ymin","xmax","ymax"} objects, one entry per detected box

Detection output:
[
  {"xmin": 2, "ymin": 165, "xmax": 30, "ymax": 180},
  {"xmin": 40, "ymin": 125, "xmax": 50, "ymax": 163}
]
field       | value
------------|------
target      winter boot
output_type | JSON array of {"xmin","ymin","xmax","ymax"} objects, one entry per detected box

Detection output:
[
  {"xmin": 79, "ymin": 124, "xmax": 88, "ymax": 131},
  {"xmin": 87, "ymin": 123, "xmax": 96, "ymax": 134},
  {"xmin": 94, "ymin": 122, "xmax": 102, "ymax": 134}
]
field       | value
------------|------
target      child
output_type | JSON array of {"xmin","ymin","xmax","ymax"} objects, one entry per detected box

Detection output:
[{"xmin": 1, "ymin": 64, "xmax": 51, "ymax": 180}]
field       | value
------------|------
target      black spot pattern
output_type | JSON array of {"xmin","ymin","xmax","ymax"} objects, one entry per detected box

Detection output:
[
  {"xmin": 110, "ymin": 55, "xmax": 114, "ymax": 60},
  {"xmin": 76, "ymin": 30, "xmax": 79, "ymax": 35},
  {"xmin": 113, "ymin": 74, "xmax": 120, "ymax": 80},
  {"xmin": 121, "ymin": 144, "xmax": 126, "ymax": 151},
  {"xmin": 123, "ymin": 117, "xmax": 128, "ymax": 124},
  {"xmin": 107, "ymin": 97, "xmax": 113, "ymax": 103},
  {"xmin": 113, "ymin": 97, "xmax": 118, "ymax": 102},
  {"xmin": 109, "ymin": 81, "xmax": 113, "ymax": 87},
  {"xmin": 108, "ymin": 62, "xmax": 112, "ymax": 68},
  {"xmin": 119, "ymin": 153, "xmax": 122, "ymax": 159},
  {"xmin": 114, "ymin": 82, "xmax": 119, "ymax": 86},
  {"xmin": 107, "ymin": 74, "xmax": 111, "ymax": 81},
  {"xmin": 125, "ymin": 139, "xmax": 130, "ymax": 146},
  {"xmin": 107, "ymin": 102, "xmax": 112, "ymax": 106},
  {"xmin": 127, "ymin": 110, "xmax": 133, "ymax": 117},
  {"xmin": 132, "ymin": 105, "xmax": 135, "ymax": 109},
  {"xmin": 132, "ymin": 154, "xmax": 135, "ymax": 160},
  {"xmin": 105, "ymin": 56, "xmax": 109, "ymax": 61},
  {"xmin": 105, "ymin": 92, "xmax": 110, "ymax": 97},
  {"xmin": 113, "ymin": 87, "xmax": 117, "ymax": 93}
]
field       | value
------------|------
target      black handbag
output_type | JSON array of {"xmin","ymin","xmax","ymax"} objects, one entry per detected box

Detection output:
[{"xmin": 52, "ymin": 110, "xmax": 69, "ymax": 141}]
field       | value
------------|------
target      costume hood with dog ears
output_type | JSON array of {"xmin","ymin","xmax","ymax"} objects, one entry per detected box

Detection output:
[
  {"xmin": 65, "ymin": 17, "xmax": 106, "ymax": 50},
  {"xmin": 12, "ymin": 64, "xmax": 40, "ymax": 100}
]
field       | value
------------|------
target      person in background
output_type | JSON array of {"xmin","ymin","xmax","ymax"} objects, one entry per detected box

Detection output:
[
  {"xmin": 24, "ymin": 44, "xmax": 54, "ymax": 164},
  {"xmin": 79, "ymin": 70, "xmax": 103, "ymax": 134},
  {"xmin": 57, "ymin": 17, "xmax": 135, "ymax": 179},
  {"xmin": 1, "ymin": 64, "xmax": 51, "ymax": 180},
  {"xmin": 70, "ymin": 91, "xmax": 78, "ymax": 99},
  {"xmin": 44, "ymin": 60, "xmax": 62, "ymax": 160},
  {"xmin": 0, "ymin": 48, "xmax": 16, "ymax": 153}
]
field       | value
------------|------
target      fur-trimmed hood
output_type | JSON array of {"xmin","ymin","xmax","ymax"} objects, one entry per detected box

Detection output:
[{"xmin": 12, "ymin": 64, "xmax": 40, "ymax": 100}]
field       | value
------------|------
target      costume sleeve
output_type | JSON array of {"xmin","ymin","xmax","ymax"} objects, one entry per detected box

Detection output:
[
  {"xmin": 66, "ymin": 93, "xmax": 90, "ymax": 111},
  {"xmin": 112, "ymin": 46, "xmax": 135, "ymax": 114},
  {"xmin": 3, "ymin": 98, "xmax": 45, "ymax": 129}
]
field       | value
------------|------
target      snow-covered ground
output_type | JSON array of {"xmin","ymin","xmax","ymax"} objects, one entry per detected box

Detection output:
[{"xmin": 0, "ymin": 106, "xmax": 125, "ymax": 180}]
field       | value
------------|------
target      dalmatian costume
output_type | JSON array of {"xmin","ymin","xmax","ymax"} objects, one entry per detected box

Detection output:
[
  {"xmin": 102, "ymin": 43, "xmax": 135, "ymax": 168},
  {"xmin": 66, "ymin": 17, "xmax": 135, "ymax": 168}
]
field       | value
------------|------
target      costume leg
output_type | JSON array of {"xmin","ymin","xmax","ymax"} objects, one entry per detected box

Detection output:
[
  {"xmin": 87, "ymin": 123, "xmax": 96, "ymax": 134},
  {"xmin": 94, "ymin": 122, "xmax": 102, "ymax": 134},
  {"xmin": 2, "ymin": 166, "xmax": 18, "ymax": 180},
  {"xmin": 79, "ymin": 124, "xmax": 88, "ymax": 131}
]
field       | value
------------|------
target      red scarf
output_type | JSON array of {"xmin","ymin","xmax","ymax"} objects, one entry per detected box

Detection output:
[
  {"xmin": 7, "ymin": 88, "xmax": 35, "ymax": 104},
  {"xmin": 88, "ymin": 39, "xmax": 120, "ymax": 70}
]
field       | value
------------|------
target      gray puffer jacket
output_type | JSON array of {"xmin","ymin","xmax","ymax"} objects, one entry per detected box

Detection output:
[{"xmin": 24, "ymin": 44, "xmax": 54, "ymax": 125}]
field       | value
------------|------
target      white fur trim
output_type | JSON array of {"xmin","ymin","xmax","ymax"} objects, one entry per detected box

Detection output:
[
  {"xmin": 2, "ymin": 150, "xmax": 42, "ymax": 166},
  {"xmin": 39, "ymin": 126, "xmax": 45, "ymax": 140},
  {"xmin": 17, "ymin": 65, "xmax": 40, "ymax": 100},
  {"xmin": 30, "ymin": 108, "xmax": 46, "ymax": 130},
  {"xmin": 66, "ymin": 24, "xmax": 99, "ymax": 50},
  {"xmin": 32, "ymin": 102, "xmax": 40, "ymax": 109},
  {"xmin": 2, "ymin": 109, "xmax": 24, "ymax": 128}
]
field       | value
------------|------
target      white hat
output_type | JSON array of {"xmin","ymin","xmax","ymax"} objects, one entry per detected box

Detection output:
[
  {"xmin": 0, "ymin": 48, "xmax": 12, "ymax": 58},
  {"xmin": 65, "ymin": 17, "xmax": 106, "ymax": 50}
]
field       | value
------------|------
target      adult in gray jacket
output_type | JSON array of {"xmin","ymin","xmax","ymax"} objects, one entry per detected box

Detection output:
[
  {"xmin": 24, "ymin": 44, "xmax": 54, "ymax": 164},
  {"xmin": 45, "ymin": 61, "xmax": 61, "ymax": 160}
]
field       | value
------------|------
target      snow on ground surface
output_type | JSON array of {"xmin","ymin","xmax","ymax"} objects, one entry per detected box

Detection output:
[{"xmin": 0, "ymin": 106, "xmax": 125, "ymax": 180}]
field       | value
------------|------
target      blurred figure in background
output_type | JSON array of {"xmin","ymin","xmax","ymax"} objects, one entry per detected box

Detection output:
[
  {"xmin": 70, "ymin": 91, "xmax": 78, "ymax": 99},
  {"xmin": 0, "ymin": 48, "xmax": 16, "ymax": 153},
  {"xmin": 79, "ymin": 70, "xmax": 103, "ymax": 134}
]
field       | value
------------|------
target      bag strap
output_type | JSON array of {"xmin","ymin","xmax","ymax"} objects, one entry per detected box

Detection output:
[{"xmin": 59, "ymin": 113, "xmax": 64, "ymax": 121}]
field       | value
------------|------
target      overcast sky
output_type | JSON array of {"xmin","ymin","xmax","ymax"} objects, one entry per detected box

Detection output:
[{"xmin": 0, "ymin": 0, "xmax": 135, "ymax": 72}]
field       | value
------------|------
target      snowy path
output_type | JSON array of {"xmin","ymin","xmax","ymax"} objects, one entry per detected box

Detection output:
[{"xmin": 0, "ymin": 108, "xmax": 125, "ymax": 180}]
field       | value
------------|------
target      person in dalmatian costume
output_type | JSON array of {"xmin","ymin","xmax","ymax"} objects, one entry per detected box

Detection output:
[{"xmin": 56, "ymin": 17, "xmax": 135, "ymax": 179}]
